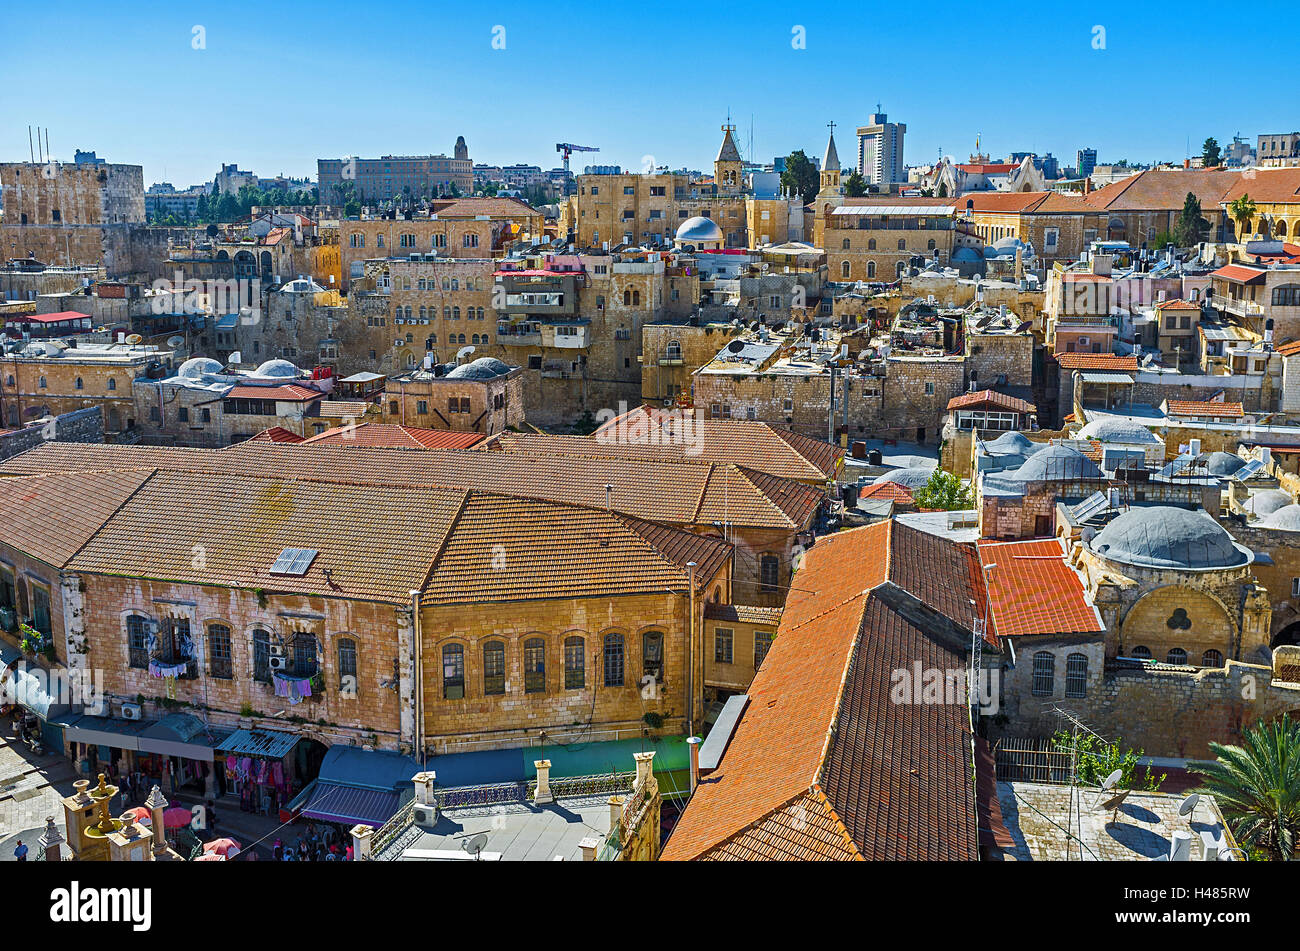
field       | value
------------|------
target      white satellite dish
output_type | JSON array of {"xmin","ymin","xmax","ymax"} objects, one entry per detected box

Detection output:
[
  {"xmin": 456, "ymin": 345, "xmax": 476, "ymax": 361},
  {"xmin": 1101, "ymin": 769, "xmax": 1123, "ymax": 791},
  {"xmin": 462, "ymin": 832, "xmax": 489, "ymax": 860},
  {"xmin": 1177, "ymin": 793, "xmax": 1200, "ymax": 817}
]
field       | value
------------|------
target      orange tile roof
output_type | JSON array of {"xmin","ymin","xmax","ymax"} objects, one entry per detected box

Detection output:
[
  {"xmin": 225, "ymin": 383, "xmax": 323, "ymax": 402},
  {"xmin": 858, "ymin": 481, "xmax": 914, "ymax": 503},
  {"xmin": 1084, "ymin": 168, "xmax": 1244, "ymax": 211},
  {"xmin": 434, "ymin": 197, "xmax": 539, "ymax": 219},
  {"xmin": 1274, "ymin": 339, "xmax": 1300, "ymax": 357},
  {"xmin": 661, "ymin": 521, "xmax": 981, "ymax": 861},
  {"xmin": 1164, "ymin": 400, "xmax": 1244, "ymax": 419},
  {"xmin": 247, "ymin": 426, "xmax": 304, "ymax": 444},
  {"xmin": 976, "ymin": 539, "xmax": 1105, "ymax": 640},
  {"xmin": 0, "ymin": 470, "xmax": 153, "ymax": 568},
  {"xmin": 1155, "ymin": 299, "xmax": 1200, "ymax": 311},
  {"xmin": 1212, "ymin": 264, "xmax": 1267, "ymax": 284},
  {"xmin": 1054, "ymin": 353, "xmax": 1139, "ymax": 371},
  {"xmin": 1219, "ymin": 167, "xmax": 1300, "ymax": 205},
  {"xmin": 946, "ymin": 389, "xmax": 1036, "ymax": 414},
  {"xmin": 301, "ymin": 423, "xmax": 483, "ymax": 450}
]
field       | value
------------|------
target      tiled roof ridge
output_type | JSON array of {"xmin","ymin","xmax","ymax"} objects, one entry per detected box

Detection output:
[
  {"xmin": 731, "ymin": 465, "xmax": 799, "ymax": 527},
  {"xmin": 414, "ymin": 489, "xmax": 475, "ymax": 596},
  {"xmin": 685, "ymin": 788, "xmax": 861, "ymax": 862},
  {"xmin": 612, "ymin": 513, "xmax": 729, "ymax": 589},
  {"xmin": 811, "ymin": 594, "xmax": 874, "ymax": 798}
]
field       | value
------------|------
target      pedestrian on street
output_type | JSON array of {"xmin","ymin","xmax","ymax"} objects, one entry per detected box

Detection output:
[
  {"xmin": 13, "ymin": 840, "xmax": 28, "ymax": 861},
  {"xmin": 272, "ymin": 839, "xmax": 283, "ymax": 862}
]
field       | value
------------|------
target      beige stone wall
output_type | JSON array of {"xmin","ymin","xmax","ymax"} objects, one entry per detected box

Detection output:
[
  {"xmin": 641, "ymin": 323, "xmax": 743, "ymax": 404},
  {"xmin": 0, "ymin": 352, "xmax": 148, "ymax": 433},
  {"xmin": 384, "ymin": 368, "xmax": 524, "ymax": 434}
]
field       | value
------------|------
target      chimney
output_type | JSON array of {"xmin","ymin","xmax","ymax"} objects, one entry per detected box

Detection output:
[
  {"xmin": 533, "ymin": 759, "xmax": 554, "ymax": 804},
  {"xmin": 350, "ymin": 823, "xmax": 374, "ymax": 861},
  {"xmin": 1201, "ymin": 831, "xmax": 1222, "ymax": 861},
  {"xmin": 578, "ymin": 836, "xmax": 599, "ymax": 861},
  {"xmin": 632, "ymin": 750, "xmax": 656, "ymax": 789},
  {"xmin": 687, "ymin": 735, "xmax": 703, "ymax": 792},
  {"xmin": 412, "ymin": 770, "xmax": 436, "ymax": 805},
  {"xmin": 1169, "ymin": 829, "xmax": 1192, "ymax": 860}
]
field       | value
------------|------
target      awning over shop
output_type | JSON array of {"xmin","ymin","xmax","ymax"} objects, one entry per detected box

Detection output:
[
  {"xmin": 137, "ymin": 713, "xmax": 229, "ymax": 762},
  {"xmin": 290, "ymin": 780, "xmax": 407, "ymax": 827},
  {"xmin": 216, "ymin": 728, "xmax": 301, "ymax": 759},
  {"xmin": 2, "ymin": 663, "xmax": 69, "ymax": 719},
  {"xmin": 214, "ymin": 313, "xmax": 239, "ymax": 331},
  {"xmin": 63, "ymin": 713, "xmax": 149, "ymax": 750}
]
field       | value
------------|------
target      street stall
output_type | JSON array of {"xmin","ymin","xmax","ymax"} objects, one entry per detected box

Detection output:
[
  {"xmin": 135, "ymin": 713, "xmax": 231, "ymax": 799},
  {"xmin": 286, "ymin": 746, "xmax": 421, "ymax": 844},
  {"xmin": 216, "ymin": 728, "xmax": 317, "ymax": 818}
]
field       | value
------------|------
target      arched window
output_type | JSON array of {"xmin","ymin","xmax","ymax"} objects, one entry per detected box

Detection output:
[
  {"xmin": 291, "ymin": 632, "xmax": 318, "ymax": 677},
  {"xmin": 75, "ymin": 377, "xmax": 83, "ymax": 390},
  {"xmin": 127, "ymin": 615, "xmax": 150, "ymax": 669},
  {"xmin": 1031, "ymin": 651, "xmax": 1055, "ymax": 696},
  {"xmin": 442, "ymin": 643, "xmax": 465, "ymax": 699},
  {"xmin": 1202, "ymin": 649, "xmax": 1224, "ymax": 668},
  {"xmin": 868, "ymin": 238, "xmax": 876, "ymax": 250},
  {"xmin": 896, "ymin": 261, "xmax": 906, "ymax": 278},
  {"xmin": 337, "ymin": 637, "xmax": 357, "ymax": 693},
  {"xmin": 252, "ymin": 629, "xmax": 271, "ymax": 682},
  {"xmin": 483, "ymin": 640, "xmax": 505, "ymax": 695},
  {"xmin": 39, "ymin": 376, "xmax": 47, "ymax": 389},
  {"xmin": 523, "ymin": 638, "xmax": 545, "ymax": 693},
  {"xmin": 1130, "ymin": 645, "xmax": 1152, "ymax": 661},
  {"xmin": 897, "ymin": 238, "xmax": 906, "ymax": 251},
  {"xmin": 1167, "ymin": 647, "xmax": 1188, "ymax": 665},
  {"xmin": 643, "ymin": 631, "xmax": 664, "ymax": 683},
  {"xmin": 564, "ymin": 635, "xmax": 585, "ymax": 689},
  {"xmin": 633, "ymin": 290, "xmax": 641, "ymax": 305},
  {"xmin": 759, "ymin": 554, "xmax": 780, "ymax": 592},
  {"xmin": 1065, "ymin": 652, "xmax": 1087, "ymax": 698},
  {"xmin": 841, "ymin": 260, "xmax": 851, "ymax": 278},
  {"xmin": 841, "ymin": 238, "xmax": 850, "ymax": 250},
  {"xmin": 453, "ymin": 306, "xmax": 460, "ymax": 319},
  {"xmin": 443, "ymin": 306, "xmax": 451, "ymax": 319},
  {"xmin": 107, "ymin": 377, "xmax": 116, "ymax": 391},
  {"xmin": 623, "ymin": 289, "xmax": 632, "ymax": 306},
  {"xmin": 603, "ymin": 632, "xmax": 625, "ymax": 686},
  {"xmin": 418, "ymin": 306, "xmax": 426, "ymax": 319},
  {"xmin": 666, "ymin": 340, "xmax": 682, "ymax": 361},
  {"xmin": 208, "ymin": 623, "xmax": 233, "ymax": 679},
  {"xmin": 867, "ymin": 261, "xmax": 876, "ymax": 279},
  {"xmin": 927, "ymin": 238, "xmax": 936, "ymax": 251}
]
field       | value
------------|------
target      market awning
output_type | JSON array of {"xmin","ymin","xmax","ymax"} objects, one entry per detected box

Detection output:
[
  {"xmin": 2, "ymin": 663, "xmax": 68, "ymax": 719},
  {"xmin": 63, "ymin": 713, "xmax": 149, "ymax": 750},
  {"xmin": 1079, "ymin": 371, "xmax": 1134, "ymax": 384},
  {"xmin": 137, "ymin": 713, "xmax": 229, "ymax": 762},
  {"xmin": 0, "ymin": 642, "xmax": 20, "ymax": 678},
  {"xmin": 290, "ymin": 779, "xmax": 408, "ymax": 827},
  {"xmin": 216, "ymin": 728, "xmax": 301, "ymax": 759}
]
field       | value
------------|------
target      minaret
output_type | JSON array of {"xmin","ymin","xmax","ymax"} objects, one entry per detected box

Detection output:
[{"xmin": 715, "ymin": 121, "xmax": 743, "ymax": 195}]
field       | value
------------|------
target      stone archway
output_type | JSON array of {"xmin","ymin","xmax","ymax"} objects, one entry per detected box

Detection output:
[
  {"xmin": 1120, "ymin": 585, "xmax": 1236, "ymax": 662},
  {"xmin": 1272, "ymin": 620, "xmax": 1300, "ymax": 649}
]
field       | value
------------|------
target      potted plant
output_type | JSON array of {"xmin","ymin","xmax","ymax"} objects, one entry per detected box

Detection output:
[{"xmin": 18, "ymin": 621, "xmax": 46, "ymax": 657}]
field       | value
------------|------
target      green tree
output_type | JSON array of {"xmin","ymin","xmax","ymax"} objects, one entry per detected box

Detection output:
[
  {"xmin": 343, "ymin": 198, "xmax": 361, "ymax": 218},
  {"xmin": 1172, "ymin": 192, "xmax": 1208, "ymax": 247},
  {"xmin": 780, "ymin": 150, "xmax": 819, "ymax": 206},
  {"xmin": 1191, "ymin": 715, "xmax": 1300, "ymax": 861},
  {"xmin": 1228, "ymin": 193, "xmax": 1258, "ymax": 240},
  {"xmin": 195, "ymin": 193, "xmax": 209, "ymax": 222},
  {"xmin": 910, "ymin": 469, "xmax": 973, "ymax": 511},
  {"xmin": 1202, "ymin": 137, "xmax": 1222, "ymax": 168},
  {"xmin": 937, "ymin": 181, "xmax": 949, "ymax": 198},
  {"xmin": 843, "ymin": 170, "xmax": 868, "ymax": 198},
  {"xmin": 1051, "ymin": 730, "xmax": 1165, "ymax": 792}
]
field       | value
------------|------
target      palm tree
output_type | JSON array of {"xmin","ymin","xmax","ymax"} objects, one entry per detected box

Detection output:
[
  {"xmin": 1228, "ymin": 193, "xmax": 1257, "ymax": 241},
  {"xmin": 1191, "ymin": 714, "xmax": 1300, "ymax": 860}
]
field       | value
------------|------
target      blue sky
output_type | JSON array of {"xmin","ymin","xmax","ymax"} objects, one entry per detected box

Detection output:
[{"xmin": 3, "ymin": 0, "xmax": 1296, "ymax": 187}]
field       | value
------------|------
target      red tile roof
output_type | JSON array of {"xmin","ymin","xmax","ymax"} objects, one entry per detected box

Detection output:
[
  {"xmin": 1211, "ymin": 264, "xmax": 1267, "ymax": 284},
  {"xmin": 301, "ymin": 423, "xmax": 484, "ymax": 450},
  {"xmin": 858, "ymin": 481, "xmax": 914, "ymax": 503},
  {"xmin": 1164, "ymin": 400, "xmax": 1245, "ymax": 419},
  {"xmin": 956, "ymin": 163, "xmax": 1017, "ymax": 175},
  {"xmin": 225, "ymin": 383, "xmax": 324, "ymax": 402},
  {"xmin": 1084, "ymin": 168, "xmax": 1244, "ymax": 212},
  {"xmin": 947, "ymin": 389, "xmax": 1036, "ymax": 414},
  {"xmin": 1218, "ymin": 167, "xmax": 1300, "ymax": 205},
  {"xmin": 976, "ymin": 538, "xmax": 1105, "ymax": 639},
  {"xmin": 246, "ymin": 426, "xmax": 304, "ymax": 444},
  {"xmin": 1054, "ymin": 353, "xmax": 1139, "ymax": 371},
  {"xmin": 1155, "ymin": 299, "xmax": 1200, "ymax": 311},
  {"xmin": 1275, "ymin": 340, "xmax": 1300, "ymax": 358},
  {"xmin": 662, "ymin": 521, "xmax": 983, "ymax": 862}
]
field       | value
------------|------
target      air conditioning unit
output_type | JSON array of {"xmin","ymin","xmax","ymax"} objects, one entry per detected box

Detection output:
[
  {"xmin": 269, "ymin": 643, "xmax": 285, "ymax": 657},
  {"xmin": 269, "ymin": 655, "xmax": 288, "ymax": 671},
  {"xmin": 121, "ymin": 702, "xmax": 143, "ymax": 721},
  {"xmin": 413, "ymin": 802, "xmax": 440, "ymax": 830}
]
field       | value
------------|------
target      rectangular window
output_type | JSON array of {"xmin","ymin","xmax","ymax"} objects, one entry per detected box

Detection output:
[
  {"xmin": 443, "ymin": 645, "xmax": 465, "ymax": 699},
  {"xmin": 338, "ymin": 639, "xmax": 357, "ymax": 692},
  {"xmin": 208, "ymin": 625, "xmax": 233, "ymax": 679},
  {"xmin": 483, "ymin": 642, "xmax": 506, "ymax": 695},
  {"xmin": 523, "ymin": 640, "xmax": 545, "ymax": 693},
  {"xmin": 127, "ymin": 616, "xmax": 150, "ymax": 669},
  {"xmin": 714, "ymin": 628, "xmax": 734, "ymax": 664},
  {"xmin": 1032, "ymin": 652, "xmax": 1055, "ymax": 697},
  {"xmin": 754, "ymin": 631, "xmax": 774, "ymax": 670},
  {"xmin": 1065, "ymin": 653, "xmax": 1088, "ymax": 699},
  {"xmin": 564, "ymin": 638, "xmax": 585, "ymax": 689}
]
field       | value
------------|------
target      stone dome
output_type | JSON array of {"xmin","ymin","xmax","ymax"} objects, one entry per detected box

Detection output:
[
  {"xmin": 1090, "ymin": 506, "xmax": 1250, "ymax": 570},
  {"xmin": 252, "ymin": 359, "xmax": 300, "ymax": 379},
  {"xmin": 445, "ymin": 356, "xmax": 512, "ymax": 380},
  {"xmin": 675, "ymin": 216, "xmax": 723, "ymax": 245},
  {"xmin": 871, "ymin": 466, "xmax": 935, "ymax": 490},
  {"xmin": 1244, "ymin": 489, "xmax": 1293, "ymax": 518},
  {"xmin": 984, "ymin": 431, "xmax": 1042, "ymax": 455},
  {"xmin": 1203, "ymin": 451, "xmax": 1246, "ymax": 477},
  {"xmin": 1257, "ymin": 503, "xmax": 1300, "ymax": 532},
  {"xmin": 177, "ymin": 357, "xmax": 223, "ymax": 379},
  {"xmin": 1076, "ymin": 418, "xmax": 1161, "ymax": 445},
  {"xmin": 1009, "ymin": 444, "xmax": 1102, "ymax": 482}
]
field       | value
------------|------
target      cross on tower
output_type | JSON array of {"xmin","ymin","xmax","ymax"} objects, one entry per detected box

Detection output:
[{"xmin": 827, "ymin": 120, "xmax": 836, "ymax": 137}]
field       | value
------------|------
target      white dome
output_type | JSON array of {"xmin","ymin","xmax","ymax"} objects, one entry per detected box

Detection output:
[
  {"xmin": 675, "ymin": 216, "xmax": 723, "ymax": 244},
  {"xmin": 1258, "ymin": 504, "xmax": 1300, "ymax": 532},
  {"xmin": 1245, "ymin": 489, "xmax": 1293, "ymax": 518},
  {"xmin": 252, "ymin": 359, "xmax": 300, "ymax": 379},
  {"xmin": 177, "ymin": 357, "xmax": 223, "ymax": 379},
  {"xmin": 871, "ymin": 467, "xmax": 935, "ymax": 490},
  {"xmin": 1076, "ymin": 418, "xmax": 1162, "ymax": 445}
]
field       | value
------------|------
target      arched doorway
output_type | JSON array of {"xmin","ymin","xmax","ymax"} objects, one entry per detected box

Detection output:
[{"xmin": 1272, "ymin": 621, "xmax": 1300, "ymax": 649}]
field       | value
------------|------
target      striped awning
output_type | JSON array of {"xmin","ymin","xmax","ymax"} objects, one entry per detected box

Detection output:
[
  {"xmin": 293, "ymin": 780, "xmax": 407, "ymax": 827},
  {"xmin": 1079, "ymin": 371, "xmax": 1134, "ymax": 384}
]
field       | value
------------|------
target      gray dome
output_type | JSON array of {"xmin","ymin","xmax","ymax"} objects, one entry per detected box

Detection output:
[
  {"xmin": 177, "ymin": 357, "xmax": 223, "ymax": 379},
  {"xmin": 1090, "ymin": 506, "xmax": 1249, "ymax": 570},
  {"xmin": 1076, "ymin": 418, "xmax": 1161, "ymax": 445},
  {"xmin": 984, "ymin": 431, "xmax": 1042, "ymax": 455},
  {"xmin": 1258, "ymin": 503, "xmax": 1300, "ymax": 532},
  {"xmin": 1244, "ymin": 489, "xmax": 1293, "ymax": 518},
  {"xmin": 252, "ymin": 359, "xmax": 300, "ymax": 379},
  {"xmin": 1009, "ymin": 444, "xmax": 1102, "ymax": 482},
  {"xmin": 676, "ymin": 216, "xmax": 723, "ymax": 244},
  {"xmin": 952, "ymin": 246, "xmax": 983, "ymax": 263},
  {"xmin": 1204, "ymin": 451, "xmax": 1246, "ymax": 477},
  {"xmin": 871, "ymin": 466, "xmax": 935, "ymax": 490},
  {"xmin": 445, "ymin": 356, "xmax": 512, "ymax": 380}
]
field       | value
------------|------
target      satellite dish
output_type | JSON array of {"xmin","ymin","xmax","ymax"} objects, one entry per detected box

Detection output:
[
  {"xmin": 456, "ymin": 345, "xmax": 476, "ymax": 361},
  {"xmin": 1101, "ymin": 769, "xmax": 1123, "ymax": 791},
  {"xmin": 1177, "ymin": 793, "xmax": 1200, "ymax": 817},
  {"xmin": 462, "ymin": 833, "xmax": 488, "ymax": 860},
  {"xmin": 727, "ymin": 340, "xmax": 746, "ymax": 353},
  {"xmin": 125, "ymin": 333, "xmax": 143, "ymax": 345}
]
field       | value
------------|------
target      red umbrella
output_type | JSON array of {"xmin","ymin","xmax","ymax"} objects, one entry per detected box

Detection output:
[
  {"xmin": 162, "ymin": 807, "xmax": 193, "ymax": 829},
  {"xmin": 202, "ymin": 837, "xmax": 241, "ymax": 857},
  {"xmin": 193, "ymin": 852, "xmax": 225, "ymax": 861},
  {"xmin": 124, "ymin": 806, "xmax": 151, "ymax": 824}
]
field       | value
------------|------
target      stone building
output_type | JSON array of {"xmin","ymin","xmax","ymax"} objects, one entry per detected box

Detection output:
[
  {"xmin": 381, "ymin": 356, "xmax": 524, "ymax": 435},
  {"xmin": 317, "ymin": 145, "xmax": 474, "ymax": 205},
  {"xmin": 640, "ymin": 320, "xmax": 745, "ymax": 405},
  {"xmin": 821, "ymin": 198, "xmax": 958, "ymax": 282}
]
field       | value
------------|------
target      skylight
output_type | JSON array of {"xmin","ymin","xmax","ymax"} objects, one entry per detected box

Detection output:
[{"xmin": 269, "ymin": 548, "xmax": 319, "ymax": 576}]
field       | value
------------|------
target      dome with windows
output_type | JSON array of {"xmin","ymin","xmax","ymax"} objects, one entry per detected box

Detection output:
[
  {"xmin": 675, "ymin": 216, "xmax": 723, "ymax": 246},
  {"xmin": 251, "ymin": 359, "xmax": 301, "ymax": 379},
  {"xmin": 177, "ymin": 357, "xmax": 223, "ymax": 379},
  {"xmin": 1089, "ymin": 506, "xmax": 1251, "ymax": 570}
]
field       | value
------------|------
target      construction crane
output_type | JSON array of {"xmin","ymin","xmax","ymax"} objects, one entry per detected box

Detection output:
[{"xmin": 555, "ymin": 142, "xmax": 599, "ymax": 178}]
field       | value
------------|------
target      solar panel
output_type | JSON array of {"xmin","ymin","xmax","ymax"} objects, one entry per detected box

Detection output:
[
  {"xmin": 270, "ymin": 547, "xmax": 319, "ymax": 576},
  {"xmin": 1071, "ymin": 491, "xmax": 1109, "ymax": 522},
  {"xmin": 1234, "ymin": 459, "xmax": 1265, "ymax": 482},
  {"xmin": 1157, "ymin": 452, "xmax": 1194, "ymax": 480}
]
